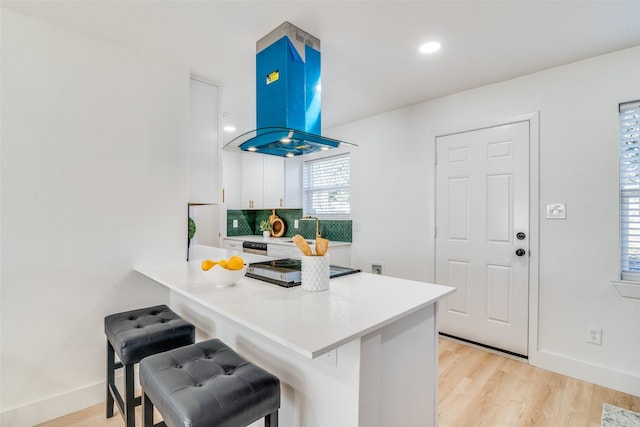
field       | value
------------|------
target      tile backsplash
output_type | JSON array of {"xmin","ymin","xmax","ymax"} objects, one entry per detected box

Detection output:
[{"xmin": 227, "ymin": 209, "xmax": 352, "ymax": 242}]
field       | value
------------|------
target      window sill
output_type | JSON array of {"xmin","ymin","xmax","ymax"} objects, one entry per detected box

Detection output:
[{"xmin": 611, "ymin": 280, "xmax": 640, "ymax": 299}]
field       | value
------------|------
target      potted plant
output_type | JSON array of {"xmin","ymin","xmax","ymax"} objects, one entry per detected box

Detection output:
[
  {"xmin": 188, "ymin": 217, "xmax": 196, "ymax": 247},
  {"xmin": 259, "ymin": 219, "xmax": 271, "ymax": 238}
]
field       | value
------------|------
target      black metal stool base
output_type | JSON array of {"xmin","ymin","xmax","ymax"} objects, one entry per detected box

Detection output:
[
  {"xmin": 106, "ymin": 340, "xmax": 139, "ymax": 426},
  {"xmin": 104, "ymin": 305, "xmax": 195, "ymax": 427}
]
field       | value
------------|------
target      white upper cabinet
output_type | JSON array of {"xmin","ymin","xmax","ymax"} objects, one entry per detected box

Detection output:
[
  {"xmin": 241, "ymin": 154, "xmax": 285, "ymax": 209},
  {"xmin": 221, "ymin": 151, "xmax": 242, "ymax": 209},
  {"xmin": 241, "ymin": 154, "xmax": 265, "ymax": 209},
  {"xmin": 284, "ymin": 156, "xmax": 302, "ymax": 209},
  {"xmin": 188, "ymin": 77, "xmax": 220, "ymax": 204},
  {"xmin": 263, "ymin": 155, "xmax": 285, "ymax": 208},
  {"xmin": 223, "ymin": 152, "xmax": 301, "ymax": 210}
]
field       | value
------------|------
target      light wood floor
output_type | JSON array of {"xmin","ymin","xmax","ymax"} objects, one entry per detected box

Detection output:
[
  {"xmin": 38, "ymin": 338, "xmax": 640, "ymax": 427},
  {"xmin": 438, "ymin": 338, "xmax": 640, "ymax": 426}
]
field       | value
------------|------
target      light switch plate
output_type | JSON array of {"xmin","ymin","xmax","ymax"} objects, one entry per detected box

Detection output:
[
  {"xmin": 546, "ymin": 203, "xmax": 566, "ymax": 219},
  {"xmin": 232, "ymin": 219, "xmax": 238, "ymax": 228}
]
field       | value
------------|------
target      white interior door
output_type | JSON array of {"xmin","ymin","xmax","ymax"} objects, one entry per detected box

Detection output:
[{"xmin": 435, "ymin": 121, "xmax": 530, "ymax": 356}]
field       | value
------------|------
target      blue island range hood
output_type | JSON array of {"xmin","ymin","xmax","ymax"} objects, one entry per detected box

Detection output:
[{"xmin": 224, "ymin": 22, "xmax": 356, "ymax": 157}]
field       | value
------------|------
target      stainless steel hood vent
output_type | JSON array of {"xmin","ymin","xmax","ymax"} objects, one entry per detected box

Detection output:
[{"xmin": 224, "ymin": 22, "xmax": 356, "ymax": 157}]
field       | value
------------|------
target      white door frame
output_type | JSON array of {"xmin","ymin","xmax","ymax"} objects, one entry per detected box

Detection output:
[{"xmin": 433, "ymin": 112, "xmax": 540, "ymax": 365}]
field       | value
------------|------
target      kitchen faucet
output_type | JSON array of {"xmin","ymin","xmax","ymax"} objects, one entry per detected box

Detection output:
[{"xmin": 303, "ymin": 216, "xmax": 321, "ymax": 238}]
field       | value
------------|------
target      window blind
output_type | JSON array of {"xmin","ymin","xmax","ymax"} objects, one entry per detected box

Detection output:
[
  {"xmin": 619, "ymin": 101, "xmax": 640, "ymax": 280},
  {"xmin": 303, "ymin": 153, "xmax": 350, "ymax": 218}
]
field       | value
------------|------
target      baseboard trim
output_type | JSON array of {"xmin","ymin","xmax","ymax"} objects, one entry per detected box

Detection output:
[
  {"xmin": 533, "ymin": 349, "xmax": 640, "ymax": 397},
  {"xmin": 1, "ymin": 381, "xmax": 105, "ymax": 426}
]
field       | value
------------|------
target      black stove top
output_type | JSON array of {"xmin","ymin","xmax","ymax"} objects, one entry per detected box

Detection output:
[{"xmin": 245, "ymin": 258, "xmax": 361, "ymax": 288}]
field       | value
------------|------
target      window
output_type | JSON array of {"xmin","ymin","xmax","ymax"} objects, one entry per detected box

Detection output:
[
  {"xmin": 303, "ymin": 153, "xmax": 350, "ymax": 218},
  {"xmin": 619, "ymin": 100, "xmax": 640, "ymax": 280}
]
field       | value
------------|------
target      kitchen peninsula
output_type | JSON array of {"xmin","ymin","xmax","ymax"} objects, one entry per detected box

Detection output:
[{"xmin": 135, "ymin": 245, "xmax": 454, "ymax": 427}]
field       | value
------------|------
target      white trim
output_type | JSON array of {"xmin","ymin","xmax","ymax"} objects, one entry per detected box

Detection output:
[
  {"xmin": 189, "ymin": 72, "xmax": 222, "ymax": 87},
  {"xmin": 611, "ymin": 280, "xmax": 640, "ymax": 299},
  {"xmin": 534, "ymin": 349, "xmax": 640, "ymax": 397},
  {"xmin": 527, "ymin": 112, "xmax": 541, "ymax": 367},
  {"xmin": 433, "ymin": 112, "xmax": 541, "ymax": 139},
  {"xmin": 433, "ymin": 111, "xmax": 540, "ymax": 364},
  {"xmin": 1, "ymin": 381, "xmax": 105, "ymax": 426}
]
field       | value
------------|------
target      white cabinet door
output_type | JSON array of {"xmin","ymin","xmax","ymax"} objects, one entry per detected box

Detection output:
[
  {"xmin": 284, "ymin": 157, "xmax": 302, "ymax": 208},
  {"xmin": 241, "ymin": 154, "xmax": 264, "ymax": 209},
  {"xmin": 223, "ymin": 238, "xmax": 243, "ymax": 251},
  {"xmin": 241, "ymin": 154, "xmax": 285, "ymax": 209},
  {"xmin": 221, "ymin": 151, "xmax": 242, "ymax": 209},
  {"xmin": 263, "ymin": 156, "xmax": 285, "ymax": 208},
  {"xmin": 188, "ymin": 77, "xmax": 220, "ymax": 204}
]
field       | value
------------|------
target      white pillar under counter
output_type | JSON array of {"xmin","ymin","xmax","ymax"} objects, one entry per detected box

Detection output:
[{"xmin": 135, "ymin": 246, "xmax": 454, "ymax": 427}]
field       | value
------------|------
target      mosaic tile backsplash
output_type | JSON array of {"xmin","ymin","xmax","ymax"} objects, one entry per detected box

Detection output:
[{"xmin": 227, "ymin": 209, "xmax": 352, "ymax": 242}]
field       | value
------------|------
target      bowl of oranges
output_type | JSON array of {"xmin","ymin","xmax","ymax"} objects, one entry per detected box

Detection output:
[{"xmin": 201, "ymin": 255, "xmax": 247, "ymax": 287}]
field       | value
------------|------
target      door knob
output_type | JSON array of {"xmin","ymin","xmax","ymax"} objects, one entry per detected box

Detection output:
[
  {"xmin": 516, "ymin": 232, "xmax": 526, "ymax": 240},
  {"xmin": 515, "ymin": 248, "xmax": 526, "ymax": 257}
]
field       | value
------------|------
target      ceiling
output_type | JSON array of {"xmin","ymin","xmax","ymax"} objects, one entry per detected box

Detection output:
[{"xmin": 4, "ymin": 1, "xmax": 640, "ymax": 143}]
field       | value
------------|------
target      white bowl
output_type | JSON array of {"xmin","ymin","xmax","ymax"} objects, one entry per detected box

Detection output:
[{"xmin": 202, "ymin": 264, "xmax": 247, "ymax": 287}]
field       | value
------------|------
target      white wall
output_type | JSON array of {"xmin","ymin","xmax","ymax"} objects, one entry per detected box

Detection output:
[
  {"xmin": 329, "ymin": 45, "xmax": 640, "ymax": 396},
  {"xmin": 2, "ymin": 7, "xmax": 639, "ymax": 425},
  {"xmin": 1, "ymin": 10, "xmax": 190, "ymax": 425}
]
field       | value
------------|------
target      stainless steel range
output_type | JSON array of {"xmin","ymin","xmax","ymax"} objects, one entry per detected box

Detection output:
[
  {"xmin": 242, "ymin": 241, "xmax": 268, "ymax": 255},
  {"xmin": 246, "ymin": 258, "xmax": 360, "ymax": 288}
]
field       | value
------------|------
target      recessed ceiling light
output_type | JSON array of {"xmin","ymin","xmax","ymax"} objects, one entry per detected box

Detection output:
[{"xmin": 419, "ymin": 41, "xmax": 442, "ymax": 54}]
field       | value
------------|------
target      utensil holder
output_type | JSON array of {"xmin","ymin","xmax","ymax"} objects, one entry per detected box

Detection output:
[{"xmin": 301, "ymin": 254, "xmax": 330, "ymax": 291}]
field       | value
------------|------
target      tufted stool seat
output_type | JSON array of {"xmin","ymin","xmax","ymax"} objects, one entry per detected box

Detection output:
[
  {"xmin": 105, "ymin": 305, "xmax": 195, "ymax": 427},
  {"xmin": 139, "ymin": 338, "xmax": 280, "ymax": 427}
]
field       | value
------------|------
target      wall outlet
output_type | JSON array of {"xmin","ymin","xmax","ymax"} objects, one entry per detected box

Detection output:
[
  {"xmin": 232, "ymin": 219, "xmax": 238, "ymax": 228},
  {"xmin": 294, "ymin": 219, "xmax": 299, "ymax": 229},
  {"xmin": 587, "ymin": 326, "xmax": 602, "ymax": 345},
  {"xmin": 372, "ymin": 264, "xmax": 383, "ymax": 275}
]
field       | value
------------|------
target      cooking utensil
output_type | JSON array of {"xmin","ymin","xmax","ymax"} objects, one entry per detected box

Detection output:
[
  {"xmin": 269, "ymin": 209, "xmax": 285, "ymax": 237},
  {"xmin": 315, "ymin": 237, "xmax": 329, "ymax": 256},
  {"xmin": 292, "ymin": 234, "xmax": 313, "ymax": 256}
]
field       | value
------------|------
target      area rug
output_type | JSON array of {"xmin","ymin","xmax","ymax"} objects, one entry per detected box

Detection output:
[{"xmin": 602, "ymin": 403, "xmax": 640, "ymax": 426}]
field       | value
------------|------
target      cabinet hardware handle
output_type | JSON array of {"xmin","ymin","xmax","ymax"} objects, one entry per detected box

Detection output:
[{"xmin": 222, "ymin": 188, "xmax": 225, "ymax": 203}]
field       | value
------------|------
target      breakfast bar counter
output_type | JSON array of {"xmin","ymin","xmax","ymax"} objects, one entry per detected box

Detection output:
[{"xmin": 135, "ymin": 245, "xmax": 454, "ymax": 427}]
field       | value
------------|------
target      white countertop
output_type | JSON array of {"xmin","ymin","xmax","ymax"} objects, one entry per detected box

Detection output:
[
  {"xmin": 225, "ymin": 235, "xmax": 351, "ymax": 247},
  {"xmin": 135, "ymin": 247, "xmax": 454, "ymax": 359}
]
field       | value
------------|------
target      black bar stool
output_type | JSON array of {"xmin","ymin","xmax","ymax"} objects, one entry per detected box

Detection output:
[
  {"xmin": 139, "ymin": 338, "xmax": 280, "ymax": 427},
  {"xmin": 105, "ymin": 305, "xmax": 195, "ymax": 427}
]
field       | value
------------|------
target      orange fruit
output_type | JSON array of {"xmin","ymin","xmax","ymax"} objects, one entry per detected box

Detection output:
[
  {"xmin": 201, "ymin": 259, "xmax": 216, "ymax": 271},
  {"xmin": 227, "ymin": 256, "xmax": 244, "ymax": 270}
]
